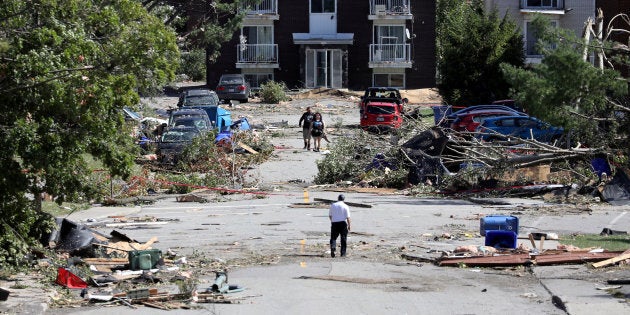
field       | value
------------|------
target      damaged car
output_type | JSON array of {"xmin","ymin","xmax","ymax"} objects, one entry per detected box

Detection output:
[{"xmin": 156, "ymin": 126, "xmax": 204, "ymax": 165}]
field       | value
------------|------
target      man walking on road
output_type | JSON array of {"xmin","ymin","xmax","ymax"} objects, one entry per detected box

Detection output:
[
  {"xmin": 329, "ymin": 194, "xmax": 351, "ymax": 257},
  {"xmin": 298, "ymin": 107, "xmax": 314, "ymax": 150}
]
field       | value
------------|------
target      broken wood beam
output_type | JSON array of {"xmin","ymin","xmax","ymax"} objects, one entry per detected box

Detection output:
[
  {"xmin": 534, "ymin": 251, "xmax": 623, "ymax": 266},
  {"xmin": 313, "ymin": 198, "xmax": 372, "ymax": 208},
  {"xmin": 439, "ymin": 253, "xmax": 531, "ymax": 267},
  {"xmin": 592, "ymin": 249, "xmax": 630, "ymax": 268}
]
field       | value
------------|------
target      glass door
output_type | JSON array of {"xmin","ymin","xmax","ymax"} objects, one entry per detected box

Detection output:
[{"xmin": 306, "ymin": 49, "xmax": 342, "ymax": 88}]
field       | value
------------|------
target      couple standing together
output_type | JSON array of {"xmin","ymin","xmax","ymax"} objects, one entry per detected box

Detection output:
[{"xmin": 298, "ymin": 107, "xmax": 328, "ymax": 152}]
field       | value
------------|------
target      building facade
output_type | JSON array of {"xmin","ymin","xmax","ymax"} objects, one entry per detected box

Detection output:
[
  {"xmin": 484, "ymin": 0, "xmax": 596, "ymax": 64},
  {"xmin": 206, "ymin": 0, "xmax": 436, "ymax": 90}
]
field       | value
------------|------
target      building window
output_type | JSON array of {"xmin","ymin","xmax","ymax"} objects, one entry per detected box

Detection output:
[
  {"xmin": 311, "ymin": 0, "xmax": 335, "ymax": 13},
  {"xmin": 244, "ymin": 73, "xmax": 273, "ymax": 89},
  {"xmin": 524, "ymin": 0, "xmax": 562, "ymax": 9},
  {"xmin": 373, "ymin": 73, "xmax": 405, "ymax": 88},
  {"xmin": 525, "ymin": 20, "xmax": 557, "ymax": 56}
]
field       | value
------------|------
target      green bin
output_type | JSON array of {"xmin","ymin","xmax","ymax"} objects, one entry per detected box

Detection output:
[{"xmin": 128, "ymin": 249, "xmax": 162, "ymax": 270}]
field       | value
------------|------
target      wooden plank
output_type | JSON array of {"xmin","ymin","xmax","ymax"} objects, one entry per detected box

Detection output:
[
  {"xmin": 592, "ymin": 249, "xmax": 630, "ymax": 268},
  {"xmin": 534, "ymin": 251, "xmax": 623, "ymax": 266},
  {"xmin": 237, "ymin": 142, "xmax": 258, "ymax": 154},
  {"xmin": 313, "ymin": 198, "xmax": 372, "ymax": 208},
  {"xmin": 439, "ymin": 253, "xmax": 531, "ymax": 267}
]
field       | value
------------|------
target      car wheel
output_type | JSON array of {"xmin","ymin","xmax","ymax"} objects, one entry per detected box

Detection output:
[{"xmin": 241, "ymin": 98, "xmax": 248, "ymax": 103}]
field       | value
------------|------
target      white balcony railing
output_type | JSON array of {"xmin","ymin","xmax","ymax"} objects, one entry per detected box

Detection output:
[
  {"xmin": 241, "ymin": 0, "xmax": 277, "ymax": 15},
  {"xmin": 369, "ymin": 0, "xmax": 411, "ymax": 15},
  {"xmin": 237, "ymin": 44, "xmax": 279, "ymax": 63},
  {"xmin": 369, "ymin": 44, "xmax": 411, "ymax": 63},
  {"xmin": 520, "ymin": 0, "xmax": 564, "ymax": 10}
]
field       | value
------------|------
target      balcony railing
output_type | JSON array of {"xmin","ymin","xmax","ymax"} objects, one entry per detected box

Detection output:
[
  {"xmin": 237, "ymin": 44, "xmax": 278, "ymax": 63},
  {"xmin": 369, "ymin": 44, "xmax": 411, "ymax": 63},
  {"xmin": 241, "ymin": 0, "xmax": 277, "ymax": 15},
  {"xmin": 369, "ymin": 0, "xmax": 411, "ymax": 15},
  {"xmin": 520, "ymin": 0, "xmax": 564, "ymax": 10}
]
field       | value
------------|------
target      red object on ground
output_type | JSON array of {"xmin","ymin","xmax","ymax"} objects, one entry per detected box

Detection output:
[{"xmin": 55, "ymin": 267, "xmax": 88, "ymax": 289}]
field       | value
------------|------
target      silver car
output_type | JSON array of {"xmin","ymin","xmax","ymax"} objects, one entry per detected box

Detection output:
[{"xmin": 216, "ymin": 74, "xmax": 250, "ymax": 103}]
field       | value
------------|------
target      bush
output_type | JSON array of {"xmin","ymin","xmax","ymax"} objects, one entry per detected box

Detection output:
[
  {"xmin": 179, "ymin": 49, "xmax": 206, "ymax": 81},
  {"xmin": 259, "ymin": 81, "xmax": 289, "ymax": 104}
]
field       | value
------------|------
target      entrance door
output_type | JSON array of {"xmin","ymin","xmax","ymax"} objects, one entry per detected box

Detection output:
[
  {"xmin": 310, "ymin": 0, "xmax": 336, "ymax": 34},
  {"xmin": 306, "ymin": 49, "xmax": 342, "ymax": 88}
]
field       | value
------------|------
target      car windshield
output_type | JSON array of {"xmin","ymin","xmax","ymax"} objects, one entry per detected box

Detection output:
[
  {"xmin": 367, "ymin": 105, "xmax": 395, "ymax": 114},
  {"xmin": 185, "ymin": 95, "xmax": 217, "ymax": 106},
  {"xmin": 161, "ymin": 130, "xmax": 199, "ymax": 142}
]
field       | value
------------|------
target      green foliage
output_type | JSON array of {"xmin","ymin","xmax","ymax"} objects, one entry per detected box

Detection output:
[
  {"xmin": 259, "ymin": 80, "xmax": 289, "ymax": 104},
  {"xmin": 0, "ymin": 0, "xmax": 179, "ymax": 266},
  {"xmin": 179, "ymin": 49, "xmax": 206, "ymax": 81},
  {"xmin": 501, "ymin": 15, "xmax": 628, "ymax": 150},
  {"xmin": 436, "ymin": 0, "xmax": 524, "ymax": 105}
]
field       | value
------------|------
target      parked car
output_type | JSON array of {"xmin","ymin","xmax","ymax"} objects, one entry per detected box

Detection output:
[
  {"xmin": 171, "ymin": 116, "xmax": 211, "ymax": 131},
  {"xmin": 177, "ymin": 88, "xmax": 219, "ymax": 107},
  {"xmin": 167, "ymin": 108, "xmax": 213, "ymax": 129},
  {"xmin": 450, "ymin": 109, "xmax": 527, "ymax": 132},
  {"xmin": 156, "ymin": 126, "xmax": 204, "ymax": 165},
  {"xmin": 476, "ymin": 116, "xmax": 563, "ymax": 142},
  {"xmin": 359, "ymin": 87, "xmax": 406, "ymax": 132},
  {"xmin": 216, "ymin": 74, "xmax": 250, "ymax": 103},
  {"xmin": 438, "ymin": 105, "xmax": 526, "ymax": 128},
  {"xmin": 359, "ymin": 87, "xmax": 408, "ymax": 107}
]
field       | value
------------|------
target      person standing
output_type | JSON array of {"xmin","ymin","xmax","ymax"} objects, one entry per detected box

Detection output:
[
  {"xmin": 310, "ymin": 112, "xmax": 324, "ymax": 152},
  {"xmin": 329, "ymin": 194, "xmax": 351, "ymax": 258},
  {"xmin": 298, "ymin": 107, "xmax": 314, "ymax": 150}
]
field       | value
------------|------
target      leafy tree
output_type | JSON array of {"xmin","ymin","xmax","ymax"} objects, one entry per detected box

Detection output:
[
  {"xmin": 141, "ymin": 0, "xmax": 249, "ymax": 63},
  {"xmin": 501, "ymin": 15, "xmax": 628, "ymax": 150},
  {"xmin": 436, "ymin": 0, "xmax": 524, "ymax": 106},
  {"xmin": 0, "ymin": 0, "xmax": 179, "ymax": 265}
]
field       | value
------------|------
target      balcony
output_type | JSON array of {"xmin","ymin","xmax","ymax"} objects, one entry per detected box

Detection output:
[
  {"xmin": 236, "ymin": 44, "xmax": 279, "ymax": 69},
  {"xmin": 368, "ymin": 44, "xmax": 412, "ymax": 68},
  {"xmin": 369, "ymin": 0, "xmax": 412, "ymax": 20},
  {"xmin": 520, "ymin": 0, "xmax": 565, "ymax": 14},
  {"xmin": 241, "ymin": 0, "xmax": 278, "ymax": 19}
]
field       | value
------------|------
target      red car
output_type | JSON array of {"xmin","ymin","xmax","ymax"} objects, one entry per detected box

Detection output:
[
  {"xmin": 450, "ymin": 109, "xmax": 527, "ymax": 132},
  {"xmin": 360, "ymin": 100, "xmax": 404, "ymax": 131},
  {"xmin": 359, "ymin": 87, "xmax": 406, "ymax": 132}
]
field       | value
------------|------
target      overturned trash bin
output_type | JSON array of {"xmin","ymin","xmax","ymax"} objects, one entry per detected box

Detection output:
[{"xmin": 485, "ymin": 230, "xmax": 517, "ymax": 249}]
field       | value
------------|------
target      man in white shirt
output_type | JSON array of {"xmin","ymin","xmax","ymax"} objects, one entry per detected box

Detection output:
[{"xmin": 329, "ymin": 194, "xmax": 351, "ymax": 258}]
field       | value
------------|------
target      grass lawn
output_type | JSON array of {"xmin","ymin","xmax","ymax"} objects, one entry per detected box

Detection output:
[{"xmin": 560, "ymin": 234, "xmax": 630, "ymax": 252}]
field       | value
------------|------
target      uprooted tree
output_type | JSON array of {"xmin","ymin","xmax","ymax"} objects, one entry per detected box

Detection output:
[
  {"xmin": 501, "ymin": 14, "xmax": 630, "ymax": 163},
  {"xmin": 0, "ymin": 0, "xmax": 179, "ymax": 266}
]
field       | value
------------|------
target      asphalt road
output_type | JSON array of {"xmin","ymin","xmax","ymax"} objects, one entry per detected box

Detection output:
[{"xmin": 6, "ymin": 94, "xmax": 630, "ymax": 315}]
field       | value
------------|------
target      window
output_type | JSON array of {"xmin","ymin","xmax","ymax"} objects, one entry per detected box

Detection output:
[
  {"xmin": 525, "ymin": 0, "xmax": 561, "ymax": 9},
  {"xmin": 525, "ymin": 20, "xmax": 557, "ymax": 56},
  {"xmin": 373, "ymin": 73, "xmax": 405, "ymax": 88},
  {"xmin": 244, "ymin": 73, "xmax": 273, "ymax": 89},
  {"xmin": 311, "ymin": 0, "xmax": 335, "ymax": 13}
]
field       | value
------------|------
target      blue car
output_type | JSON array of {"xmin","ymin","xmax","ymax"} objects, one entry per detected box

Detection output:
[{"xmin": 476, "ymin": 116, "xmax": 563, "ymax": 142}]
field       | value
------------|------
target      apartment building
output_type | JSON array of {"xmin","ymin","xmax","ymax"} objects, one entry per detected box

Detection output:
[
  {"xmin": 206, "ymin": 0, "xmax": 436, "ymax": 90},
  {"xmin": 484, "ymin": 0, "xmax": 596, "ymax": 63}
]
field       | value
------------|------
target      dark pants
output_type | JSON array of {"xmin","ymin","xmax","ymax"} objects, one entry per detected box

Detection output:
[{"xmin": 330, "ymin": 221, "xmax": 348, "ymax": 256}]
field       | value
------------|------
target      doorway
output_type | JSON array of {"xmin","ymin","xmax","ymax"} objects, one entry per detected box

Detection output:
[{"xmin": 305, "ymin": 49, "xmax": 342, "ymax": 88}]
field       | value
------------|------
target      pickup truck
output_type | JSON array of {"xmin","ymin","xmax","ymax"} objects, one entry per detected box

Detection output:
[{"xmin": 359, "ymin": 87, "xmax": 407, "ymax": 132}]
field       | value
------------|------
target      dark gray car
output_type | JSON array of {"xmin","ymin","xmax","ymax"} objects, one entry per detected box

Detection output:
[
  {"xmin": 156, "ymin": 126, "xmax": 202, "ymax": 165},
  {"xmin": 177, "ymin": 88, "xmax": 219, "ymax": 107},
  {"xmin": 216, "ymin": 74, "xmax": 250, "ymax": 103}
]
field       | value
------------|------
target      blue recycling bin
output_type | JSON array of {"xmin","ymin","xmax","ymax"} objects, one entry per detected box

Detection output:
[{"xmin": 485, "ymin": 230, "xmax": 517, "ymax": 249}]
